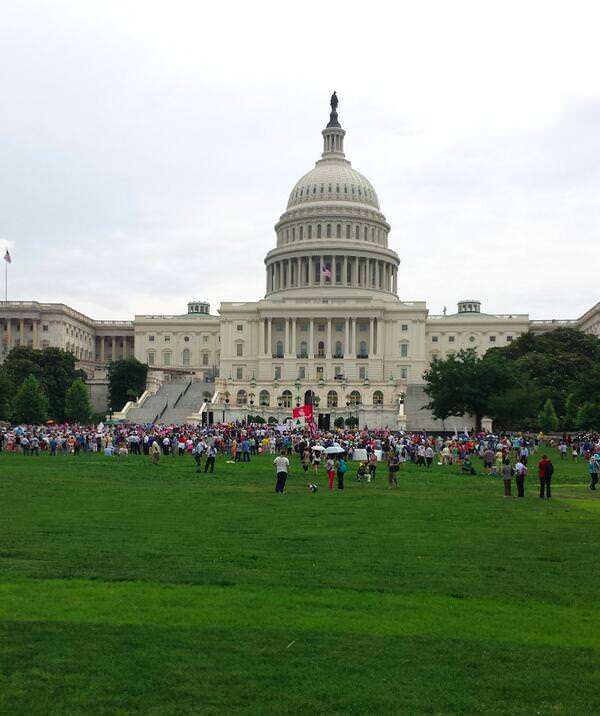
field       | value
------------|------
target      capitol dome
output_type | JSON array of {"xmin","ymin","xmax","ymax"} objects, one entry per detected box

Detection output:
[
  {"xmin": 264, "ymin": 93, "xmax": 400, "ymax": 300},
  {"xmin": 287, "ymin": 160, "xmax": 380, "ymax": 210}
]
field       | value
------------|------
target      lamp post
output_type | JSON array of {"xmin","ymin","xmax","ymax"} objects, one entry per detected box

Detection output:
[
  {"xmin": 222, "ymin": 391, "xmax": 230, "ymax": 424},
  {"xmin": 277, "ymin": 398, "xmax": 283, "ymax": 424},
  {"xmin": 248, "ymin": 392, "xmax": 255, "ymax": 425},
  {"xmin": 294, "ymin": 379, "xmax": 301, "ymax": 407}
]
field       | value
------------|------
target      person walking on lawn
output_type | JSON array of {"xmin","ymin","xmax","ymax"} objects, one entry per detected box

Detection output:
[{"xmin": 274, "ymin": 451, "xmax": 290, "ymax": 493}]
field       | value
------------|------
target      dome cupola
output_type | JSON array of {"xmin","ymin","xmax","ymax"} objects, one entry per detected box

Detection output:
[{"xmin": 264, "ymin": 93, "xmax": 400, "ymax": 300}]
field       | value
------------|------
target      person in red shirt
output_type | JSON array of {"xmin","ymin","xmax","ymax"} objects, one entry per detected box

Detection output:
[{"xmin": 538, "ymin": 454, "xmax": 554, "ymax": 499}]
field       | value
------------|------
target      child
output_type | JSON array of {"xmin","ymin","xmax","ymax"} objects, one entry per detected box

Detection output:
[
  {"xmin": 326, "ymin": 456, "xmax": 335, "ymax": 491},
  {"xmin": 356, "ymin": 462, "xmax": 368, "ymax": 481}
]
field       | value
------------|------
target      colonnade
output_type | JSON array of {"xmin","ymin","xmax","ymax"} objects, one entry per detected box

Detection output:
[
  {"xmin": 96, "ymin": 335, "xmax": 135, "ymax": 363},
  {"xmin": 266, "ymin": 255, "xmax": 398, "ymax": 294},
  {"xmin": 261, "ymin": 317, "xmax": 381, "ymax": 359}
]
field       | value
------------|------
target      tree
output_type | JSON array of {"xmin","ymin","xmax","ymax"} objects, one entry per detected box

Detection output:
[
  {"xmin": 12, "ymin": 374, "xmax": 48, "ymax": 424},
  {"xmin": 576, "ymin": 402, "xmax": 599, "ymax": 431},
  {"xmin": 334, "ymin": 416, "xmax": 345, "ymax": 428},
  {"xmin": 1, "ymin": 346, "xmax": 85, "ymax": 421},
  {"xmin": 108, "ymin": 359, "xmax": 148, "ymax": 411},
  {"xmin": 0, "ymin": 374, "xmax": 13, "ymax": 421},
  {"xmin": 562, "ymin": 393, "xmax": 579, "ymax": 431},
  {"xmin": 538, "ymin": 398, "xmax": 558, "ymax": 433},
  {"xmin": 65, "ymin": 378, "xmax": 92, "ymax": 423},
  {"xmin": 424, "ymin": 349, "xmax": 517, "ymax": 429},
  {"xmin": 345, "ymin": 416, "xmax": 359, "ymax": 428}
]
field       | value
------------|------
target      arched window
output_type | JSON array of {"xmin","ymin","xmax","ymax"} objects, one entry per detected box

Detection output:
[
  {"xmin": 334, "ymin": 340, "xmax": 343, "ymax": 357},
  {"xmin": 336, "ymin": 224, "xmax": 341, "ymax": 238},
  {"xmin": 163, "ymin": 351, "xmax": 171, "ymax": 366},
  {"xmin": 182, "ymin": 348, "xmax": 190, "ymax": 366},
  {"xmin": 359, "ymin": 340, "xmax": 367, "ymax": 357},
  {"xmin": 259, "ymin": 390, "xmax": 270, "ymax": 407},
  {"xmin": 236, "ymin": 389, "xmax": 247, "ymax": 406},
  {"xmin": 317, "ymin": 224, "xmax": 322, "ymax": 238},
  {"xmin": 299, "ymin": 341, "xmax": 308, "ymax": 358},
  {"xmin": 317, "ymin": 340, "xmax": 325, "ymax": 358},
  {"xmin": 373, "ymin": 390, "xmax": 384, "ymax": 405},
  {"xmin": 147, "ymin": 351, "xmax": 155, "ymax": 366},
  {"xmin": 326, "ymin": 224, "xmax": 332, "ymax": 238},
  {"xmin": 304, "ymin": 390, "xmax": 315, "ymax": 405},
  {"xmin": 348, "ymin": 390, "xmax": 362, "ymax": 406},
  {"xmin": 327, "ymin": 390, "xmax": 338, "ymax": 408},
  {"xmin": 281, "ymin": 390, "xmax": 293, "ymax": 408},
  {"xmin": 275, "ymin": 340, "xmax": 284, "ymax": 358},
  {"xmin": 308, "ymin": 225, "xmax": 313, "ymax": 239}
]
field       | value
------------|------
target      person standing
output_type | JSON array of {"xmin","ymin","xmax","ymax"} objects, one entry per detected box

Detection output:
[
  {"xmin": 204, "ymin": 444, "xmax": 216, "ymax": 473},
  {"xmin": 274, "ymin": 451, "xmax": 290, "ymax": 493},
  {"xmin": 589, "ymin": 453, "xmax": 600, "ymax": 490},
  {"xmin": 326, "ymin": 456, "xmax": 335, "ymax": 491},
  {"xmin": 388, "ymin": 451, "xmax": 399, "ymax": 488},
  {"xmin": 538, "ymin": 454, "xmax": 554, "ymax": 499},
  {"xmin": 515, "ymin": 459, "xmax": 527, "ymax": 498},
  {"xmin": 367, "ymin": 452, "xmax": 378, "ymax": 481},
  {"xmin": 336, "ymin": 455, "xmax": 347, "ymax": 490},
  {"xmin": 501, "ymin": 458, "xmax": 512, "ymax": 497}
]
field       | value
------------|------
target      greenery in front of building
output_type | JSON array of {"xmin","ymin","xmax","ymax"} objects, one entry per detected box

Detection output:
[
  {"xmin": 0, "ymin": 347, "xmax": 87, "ymax": 422},
  {"xmin": 425, "ymin": 328, "xmax": 600, "ymax": 430},
  {"xmin": 107, "ymin": 358, "xmax": 148, "ymax": 411}
]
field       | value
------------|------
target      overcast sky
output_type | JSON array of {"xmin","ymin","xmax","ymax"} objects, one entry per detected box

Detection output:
[{"xmin": 1, "ymin": 1, "xmax": 599, "ymax": 320}]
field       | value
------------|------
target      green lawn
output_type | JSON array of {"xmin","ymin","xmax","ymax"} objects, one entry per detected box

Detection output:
[{"xmin": 1, "ymin": 448, "xmax": 599, "ymax": 714}]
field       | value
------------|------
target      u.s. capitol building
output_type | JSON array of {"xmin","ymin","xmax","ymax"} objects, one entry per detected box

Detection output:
[{"xmin": 1, "ymin": 96, "xmax": 598, "ymax": 428}]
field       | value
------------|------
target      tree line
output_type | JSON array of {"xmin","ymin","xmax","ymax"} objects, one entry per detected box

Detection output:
[
  {"xmin": 0, "ymin": 347, "xmax": 148, "ymax": 424},
  {"xmin": 424, "ymin": 328, "xmax": 600, "ymax": 432}
]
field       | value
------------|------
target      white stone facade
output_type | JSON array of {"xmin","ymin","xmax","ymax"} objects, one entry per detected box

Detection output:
[{"xmin": 0, "ymin": 99, "xmax": 597, "ymax": 426}]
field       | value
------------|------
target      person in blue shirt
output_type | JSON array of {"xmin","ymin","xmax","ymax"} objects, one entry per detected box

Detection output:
[{"xmin": 336, "ymin": 455, "xmax": 347, "ymax": 490}]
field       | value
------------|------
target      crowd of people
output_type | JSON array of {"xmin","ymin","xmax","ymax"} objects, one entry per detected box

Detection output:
[{"xmin": 1, "ymin": 421, "xmax": 599, "ymax": 498}]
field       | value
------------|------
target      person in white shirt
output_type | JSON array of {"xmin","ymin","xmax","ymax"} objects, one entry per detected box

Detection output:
[
  {"xmin": 514, "ymin": 460, "xmax": 527, "ymax": 498},
  {"xmin": 274, "ymin": 452, "xmax": 290, "ymax": 493}
]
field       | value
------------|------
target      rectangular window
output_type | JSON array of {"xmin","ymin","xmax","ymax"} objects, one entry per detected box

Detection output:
[
  {"xmin": 400, "ymin": 343, "xmax": 408, "ymax": 357},
  {"xmin": 236, "ymin": 367, "xmax": 243, "ymax": 380},
  {"xmin": 274, "ymin": 366, "xmax": 282, "ymax": 380},
  {"xmin": 42, "ymin": 324, "xmax": 48, "ymax": 332},
  {"xmin": 432, "ymin": 336, "xmax": 439, "ymax": 342},
  {"xmin": 149, "ymin": 335, "xmax": 155, "ymax": 342},
  {"xmin": 236, "ymin": 343, "xmax": 243, "ymax": 356},
  {"xmin": 164, "ymin": 335, "xmax": 170, "ymax": 342},
  {"xmin": 506, "ymin": 335, "xmax": 513, "ymax": 342},
  {"xmin": 489, "ymin": 336, "xmax": 496, "ymax": 342},
  {"xmin": 359, "ymin": 366, "xmax": 367, "ymax": 380},
  {"xmin": 298, "ymin": 366, "xmax": 306, "ymax": 379},
  {"xmin": 448, "ymin": 336, "xmax": 455, "ymax": 343},
  {"xmin": 334, "ymin": 365, "xmax": 342, "ymax": 377},
  {"xmin": 316, "ymin": 366, "xmax": 324, "ymax": 379},
  {"xmin": 163, "ymin": 352, "xmax": 171, "ymax": 366},
  {"xmin": 202, "ymin": 353, "xmax": 209, "ymax": 366},
  {"xmin": 203, "ymin": 335, "xmax": 208, "ymax": 343},
  {"xmin": 317, "ymin": 323, "xmax": 325, "ymax": 332},
  {"xmin": 148, "ymin": 352, "xmax": 155, "ymax": 365},
  {"xmin": 400, "ymin": 368, "xmax": 407, "ymax": 380},
  {"xmin": 401, "ymin": 324, "xmax": 408, "ymax": 331},
  {"xmin": 237, "ymin": 324, "xmax": 243, "ymax": 331},
  {"xmin": 335, "ymin": 323, "xmax": 343, "ymax": 331}
]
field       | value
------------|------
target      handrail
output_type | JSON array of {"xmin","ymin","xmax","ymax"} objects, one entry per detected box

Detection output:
[{"xmin": 172, "ymin": 379, "xmax": 192, "ymax": 408}]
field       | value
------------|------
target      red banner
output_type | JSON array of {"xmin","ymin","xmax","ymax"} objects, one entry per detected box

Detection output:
[{"xmin": 293, "ymin": 404, "xmax": 313, "ymax": 422}]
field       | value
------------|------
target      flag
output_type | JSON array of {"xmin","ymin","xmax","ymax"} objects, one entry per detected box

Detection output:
[
  {"xmin": 322, "ymin": 266, "xmax": 332, "ymax": 279},
  {"xmin": 3, "ymin": 250, "xmax": 10, "ymax": 264}
]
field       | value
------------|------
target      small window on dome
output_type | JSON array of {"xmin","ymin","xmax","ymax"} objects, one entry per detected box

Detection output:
[
  {"xmin": 358, "ymin": 188, "xmax": 362, "ymax": 196},
  {"xmin": 344, "ymin": 185, "xmax": 348, "ymax": 193},
  {"xmin": 352, "ymin": 185, "xmax": 355, "ymax": 194},
  {"xmin": 336, "ymin": 184, "xmax": 340, "ymax": 193},
  {"xmin": 328, "ymin": 184, "xmax": 332, "ymax": 192},
  {"xmin": 308, "ymin": 225, "xmax": 312, "ymax": 239},
  {"xmin": 313, "ymin": 186, "xmax": 316, "ymax": 195},
  {"xmin": 320, "ymin": 184, "xmax": 324, "ymax": 193}
]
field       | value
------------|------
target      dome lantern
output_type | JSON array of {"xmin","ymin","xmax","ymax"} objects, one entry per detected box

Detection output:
[{"xmin": 321, "ymin": 90, "xmax": 346, "ymax": 158}]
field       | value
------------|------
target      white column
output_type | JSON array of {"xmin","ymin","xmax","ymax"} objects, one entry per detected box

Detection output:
[
  {"xmin": 369, "ymin": 318, "xmax": 374, "ymax": 357},
  {"xmin": 100, "ymin": 336, "xmax": 105, "ymax": 362},
  {"xmin": 309, "ymin": 319, "xmax": 314, "ymax": 358},
  {"xmin": 345, "ymin": 318, "xmax": 350, "ymax": 355},
  {"xmin": 393, "ymin": 267, "xmax": 398, "ymax": 294},
  {"xmin": 350, "ymin": 318, "xmax": 356, "ymax": 357},
  {"xmin": 319, "ymin": 255, "xmax": 324, "ymax": 284},
  {"xmin": 375, "ymin": 261, "xmax": 380, "ymax": 289},
  {"xmin": 343, "ymin": 256, "xmax": 348, "ymax": 286},
  {"xmin": 292, "ymin": 318, "xmax": 297, "ymax": 357},
  {"xmin": 6, "ymin": 319, "xmax": 12, "ymax": 350},
  {"xmin": 326, "ymin": 318, "xmax": 332, "ymax": 358},
  {"xmin": 267, "ymin": 318, "xmax": 272, "ymax": 356},
  {"xmin": 284, "ymin": 318, "xmax": 290, "ymax": 356}
]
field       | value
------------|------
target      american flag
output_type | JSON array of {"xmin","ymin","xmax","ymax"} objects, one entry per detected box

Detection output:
[
  {"xmin": 322, "ymin": 266, "xmax": 332, "ymax": 279},
  {"xmin": 3, "ymin": 250, "xmax": 10, "ymax": 264}
]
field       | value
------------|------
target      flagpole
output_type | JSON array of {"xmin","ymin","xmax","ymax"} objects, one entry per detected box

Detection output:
[{"xmin": 4, "ymin": 258, "xmax": 6, "ymax": 303}]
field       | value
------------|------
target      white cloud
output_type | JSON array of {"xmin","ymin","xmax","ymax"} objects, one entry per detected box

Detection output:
[{"xmin": 0, "ymin": 0, "xmax": 598, "ymax": 319}]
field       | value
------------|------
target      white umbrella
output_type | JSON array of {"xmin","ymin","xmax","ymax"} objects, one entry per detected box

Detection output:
[
  {"xmin": 325, "ymin": 445, "xmax": 345, "ymax": 454},
  {"xmin": 311, "ymin": 445, "xmax": 325, "ymax": 451}
]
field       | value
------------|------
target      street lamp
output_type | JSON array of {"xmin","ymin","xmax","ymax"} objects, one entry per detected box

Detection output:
[
  {"xmin": 222, "ymin": 391, "xmax": 230, "ymax": 423},
  {"xmin": 294, "ymin": 379, "xmax": 301, "ymax": 407},
  {"xmin": 277, "ymin": 398, "xmax": 283, "ymax": 423},
  {"xmin": 248, "ymin": 392, "xmax": 255, "ymax": 424}
]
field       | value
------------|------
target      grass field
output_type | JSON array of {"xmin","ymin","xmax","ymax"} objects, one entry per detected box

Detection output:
[{"xmin": 1, "ymin": 447, "xmax": 599, "ymax": 714}]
